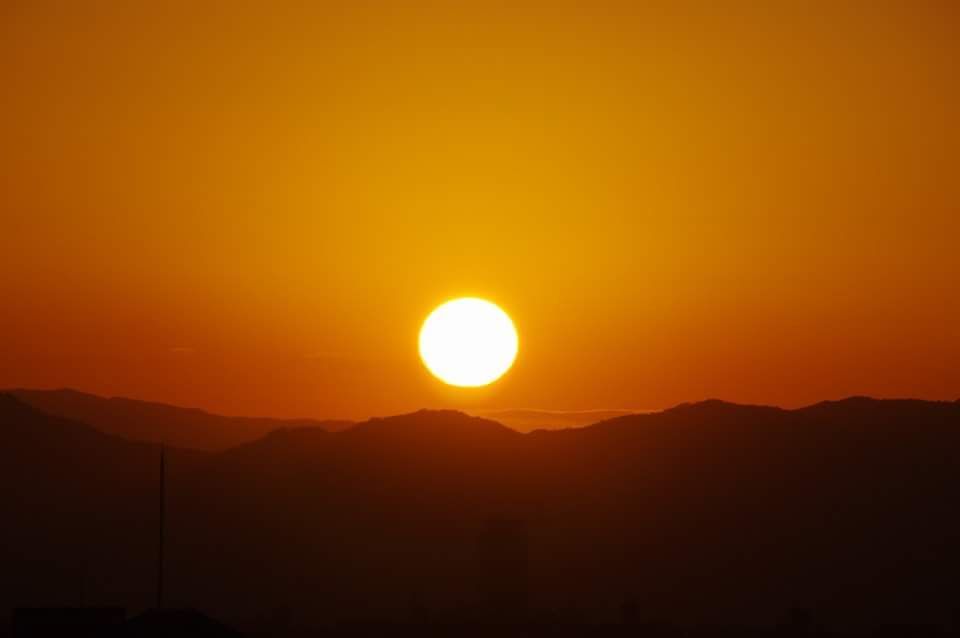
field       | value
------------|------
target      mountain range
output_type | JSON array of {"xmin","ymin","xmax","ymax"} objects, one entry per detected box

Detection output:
[
  {"xmin": 2, "ymin": 391, "xmax": 959, "ymax": 632},
  {"xmin": 5, "ymin": 389, "xmax": 642, "ymax": 440},
  {"xmin": 6, "ymin": 388, "xmax": 353, "ymax": 450}
]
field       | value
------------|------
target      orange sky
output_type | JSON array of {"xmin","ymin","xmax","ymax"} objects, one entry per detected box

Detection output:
[{"xmin": 2, "ymin": 1, "xmax": 958, "ymax": 419}]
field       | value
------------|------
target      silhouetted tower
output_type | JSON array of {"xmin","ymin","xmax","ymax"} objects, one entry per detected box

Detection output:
[
  {"xmin": 620, "ymin": 596, "xmax": 641, "ymax": 625},
  {"xmin": 782, "ymin": 607, "xmax": 813, "ymax": 637},
  {"xmin": 476, "ymin": 517, "xmax": 528, "ymax": 622},
  {"xmin": 157, "ymin": 447, "xmax": 166, "ymax": 610}
]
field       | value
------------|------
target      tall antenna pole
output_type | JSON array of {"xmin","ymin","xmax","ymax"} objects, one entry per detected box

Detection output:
[{"xmin": 158, "ymin": 446, "xmax": 165, "ymax": 610}]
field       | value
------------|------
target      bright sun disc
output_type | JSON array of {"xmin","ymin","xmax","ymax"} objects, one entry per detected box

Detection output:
[{"xmin": 419, "ymin": 298, "xmax": 518, "ymax": 387}]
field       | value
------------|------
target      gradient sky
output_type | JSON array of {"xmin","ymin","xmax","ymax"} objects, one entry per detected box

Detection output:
[{"xmin": 2, "ymin": 1, "xmax": 958, "ymax": 419}]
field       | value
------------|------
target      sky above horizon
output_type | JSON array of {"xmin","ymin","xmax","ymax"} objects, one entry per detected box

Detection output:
[{"xmin": 2, "ymin": 1, "xmax": 958, "ymax": 419}]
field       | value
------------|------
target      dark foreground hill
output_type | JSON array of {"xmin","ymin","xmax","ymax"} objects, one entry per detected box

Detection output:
[
  {"xmin": 0, "ymin": 394, "xmax": 208, "ymax": 614},
  {"xmin": 7, "ymin": 388, "xmax": 353, "ymax": 450},
  {"xmin": 1, "ymin": 394, "xmax": 959, "ymax": 634}
]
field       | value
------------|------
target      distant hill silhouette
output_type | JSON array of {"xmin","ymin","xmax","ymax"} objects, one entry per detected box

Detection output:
[
  {"xmin": 6, "ymin": 388, "xmax": 353, "ymax": 450},
  {"xmin": 471, "ymin": 408, "xmax": 643, "ymax": 432},
  {"xmin": 2, "ymin": 393, "xmax": 960, "ymax": 633}
]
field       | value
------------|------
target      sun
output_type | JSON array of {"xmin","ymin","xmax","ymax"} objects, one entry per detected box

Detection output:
[{"xmin": 419, "ymin": 298, "xmax": 518, "ymax": 387}]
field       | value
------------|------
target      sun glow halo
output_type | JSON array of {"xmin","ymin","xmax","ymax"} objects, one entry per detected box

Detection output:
[{"xmin": 419, "ymin": 298, "xmax": 518, "ymax": 387}]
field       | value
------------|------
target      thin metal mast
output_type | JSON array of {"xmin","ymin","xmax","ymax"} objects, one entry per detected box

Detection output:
[{"xmin": 158, "ymin": 446, "xmax": 165, "ymax": 609}]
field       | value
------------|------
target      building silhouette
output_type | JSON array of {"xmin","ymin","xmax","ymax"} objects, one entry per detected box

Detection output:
[
  {"xmin": 476, "ymin": 517, "xmax": 528, "ymax": 623},
  {"xmin": 12, "ymin": 608, "xmax": 125, "ymax": 638}
]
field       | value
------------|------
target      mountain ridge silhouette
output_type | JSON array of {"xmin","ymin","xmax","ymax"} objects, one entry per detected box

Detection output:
[
  {"xmin": 2, "ymin": 391, "xmax": 959, "ymax": 631},
  {"xmin": 6, "ymin": 388, "xmax": 353, "ymax": 450}
]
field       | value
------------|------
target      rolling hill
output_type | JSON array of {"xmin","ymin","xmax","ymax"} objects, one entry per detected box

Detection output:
[
  {"xmin": 6, "ymin": 388, "xmax": 352, "ymax": 450},
  {"xmin": 2, "ymin": 393, "xmax": 959, "ymax": 632}
]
